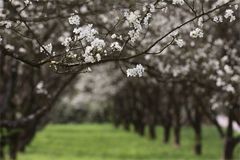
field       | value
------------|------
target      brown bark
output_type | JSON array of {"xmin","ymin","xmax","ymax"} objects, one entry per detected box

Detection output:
[
  {"xmin": 173, "ymin": 105, "xmax": 181, "ymax": 146},
  {"xmin": 193, "ymin": 108, "xmax": 202, "ymax": 155},
  {"xmin": 9, "ymin": 133, "xmax": 19, "ymax": 160},
  {"xmin": 223, "ymin": 108, "xmax": 240, "ymax": 160},
  {"xmin": 174, "ymin": 125, "xmax": 181, "ymax": 146},
  {"xmin": 123, "ymin": 121, "xmax": 130, "ymax": 131},
  {"xmin": 149, "ymin": 124, "xmax": 156, "ymax": 140},
  {"xmin": 0, "ymin": 129, "xmax": 5, "ymax": 159},
  {"xmin": 163, "ymin": 124, "xmax": 171, "ymax": 144}
]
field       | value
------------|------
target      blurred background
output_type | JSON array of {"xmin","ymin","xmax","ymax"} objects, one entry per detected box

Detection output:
[{"xmin": 16, "ymin": 64, "xmax": 240, "ymax": 160}]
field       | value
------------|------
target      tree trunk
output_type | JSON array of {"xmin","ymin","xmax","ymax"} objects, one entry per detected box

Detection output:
[
  {"xmin": 193, "ymin": 107, "xmax": 202, "ymax": 155},
  {"xmin": 223, "ymin": 109, "xmax": 235, "ymax": 160},
  {"xmin": 174, "ymin": 125, "xmax": 181, "ymax": 146},
  {"xmin": 173, "ymin": 106, "xmax": 181, "ymax": 146},
  {"xmin": 0, "ymin": 131, "xmax": 4, "ymax": 159},
  {"xmin": 223, "ymin": 138, "xmax": 234, "ymax": 160},
  {"xmin": 123, "ymin": 121, "xmax": 130, "ymax": 131},
  {"xmin": 194, "ymin": 129, "xmax": 202, "ymax": 155},
  {"xmin": 9, "ymin": 133, "xmax": 19, "ymax": 160},
  {"xmin": 163, "ymin": 125, "xmax": 171, "ymax": 144},
  {"xmin": 133, "ymin": 122, "xmax": 145, "ymax": 136},
  {"xmin": 138, "ymin": 124, "xmax": 145, "ymax": 136},
  {"xmin": 149, "ymin": 124, "xmax": 156, "ymax": 139},
  {"xmin": 163, "ymin": 107, "xmax": 172, "ymax": 144}
]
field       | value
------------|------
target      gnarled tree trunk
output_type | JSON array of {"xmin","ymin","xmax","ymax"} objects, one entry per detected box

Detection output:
[
  {"xmin": 223, "ymin": 108, "xmax": 240, "ymax": 160},
  {"xmin": 193, "ymin": 108, "xmax": 202, "ymax": 155}
]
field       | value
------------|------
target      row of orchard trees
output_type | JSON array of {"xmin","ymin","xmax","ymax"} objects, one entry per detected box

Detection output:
[
  {"xmin": 112, "ymin": 78, "xmax": 240, "ymax": 159},
  {"xmin": 111, "ymin": 6, "xmax": 240, "ymax": 159},
  {"xmin": 0, "ymin": 0, "xmax": 239, "ymax": 160}
]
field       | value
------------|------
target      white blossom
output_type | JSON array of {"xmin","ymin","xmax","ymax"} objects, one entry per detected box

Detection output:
[
  {"xmin": 198, "ymin": 17, "xmax": 204, "ymax": 27},
  {"xmin": 127, "ymin": 64, "xmax": 145, "ymax": 77},
  {"xmin": 5, "ymin": 44, "xmax": 15, "ymax": 50},
  {"xmin": 149, "ymin": 4, "xmax": 156, "ymax": 13},
  {"xmin": 223, "ymin": 84, "xmax": 235, "ymax": 93},
  {"xmin": 142, "ymin": 3, "xmax": 148, "ymax": 12},
  {"xmin": 73, "ymin": 24, "xmax": 98, "ymax": 42},
  {"xmin": 128, "ymin": 30, "xmax": 141, "ymax": 43},
  {"xmin": 231, "ymin": 75, "xmax": 240, "ymax": 82},
  {"xmin": 19, "ymin": 48, "xmax": 26, "ymax": 53},
  {"xmin": 84, "ymin": 55, "xmax": 95, "ymax": 63},
  {"xmin": 234, "ymin": 4, "xmax": 239, "ymax": 10},
  {"xmin": 172, "ymin": 0, "xmax": 184, "ymax": 5},
  {"xmin": 175, "ymin": 39, "xmax": 185, "ymax": 48},
  {"xmin": 68, "ymin": 15, "xmax": 80, "ymax": 25},
  {"xmin": 124, "ymin": 10, "xmax": 143, "ymax": 43},
  {"xmin": 96, "ymin": 53, "xmax": 101, "ymax": 61},
  {"xmin": 91, "ymin": 38, "xmax": 106, "ymax": 51},
  {"xmin": 190, "ymin": 28, "xmax": 204, "ymax": 38},
  {"xmin": 224, "ymin": 65, "xmax": 233, "ymax": 74},
  {"xmin": 61, "ymin": 37, "xmax": 72, "ymax": 47},
  {"xmin": 124, "ymin": 10, "xmax": 140, "ymax": 24},
  {"xmin": 143, "ymin": 13, "xmax": 152, "ymax": 26},
  {"xmin": 213, "ymin": 16, "xmax": 219, "ymax": 23},
  {"xmin": 24, "ymin": 0, "xmax": 32, "ymax": 6},
  {"xmin": 36, "ymin": 81, "xmax": 48, "ymax": 94},
  {"xmin": 216, "ymin": 78, "xmax": 225, "ymax": 87},
  {"xmin": 83, "ymin": 46, "xmax": 94, "ymax": 63},
  {"xmin": 213, "ymin": 15, "xmax": 223, "ymax": 23},
  {"xmin": 111, "ymin": 34, "xmax": 117, "ymax": 39},
  {"xmin": 82, "ymin": 38, "xmax": 105, "ymax": 63},
  {"xmin": 110, "ymin": 42, "xmax": 122, "ymax": 51},
  {"xmin": 224, "ymin": 9, "xmax": 236, "ymax": 22}
]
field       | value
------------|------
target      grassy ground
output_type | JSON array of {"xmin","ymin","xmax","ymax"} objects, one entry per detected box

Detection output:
[{"xmin": 18, "ymin": 124, "xmax": 240, "ymax": 160}]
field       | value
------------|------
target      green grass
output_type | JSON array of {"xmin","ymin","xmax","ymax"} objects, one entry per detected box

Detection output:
[{"xmin": 18, "ymin": 124, "xmax": 240, "ymax": 160}]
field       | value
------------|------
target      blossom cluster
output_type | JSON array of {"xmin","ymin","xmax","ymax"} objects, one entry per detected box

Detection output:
[
  {"xmin": 190, "ymin": 28, "xmax": 204, "ymax": 38},
  {"xmin": 126, "ymin": 64, "xmax": 145, "ymax": 77},
  {"xmin": 36, "ymin": 81, "xmax": 48, "ymax": 95},
  {"xmin": 224, "ymin": 9, "xmax": 236, "ymax": 22},
  {"xmin": 124, "ymin": 10, "xmax": 142, "ymax": 43},
  {"xmin": 110, "ymin": 42, "xmax": 122, "ymax": 51},
  {"xmin": 172, "ymin": 0, "xmax": 184, "ymax": 5},
  {"xmin": 124, "ymin": 2, "xmax": 156, "ymax": 43},
  {"xmin": 213, "ymin": 6, "xmax": 238, "ymax": 23},
  {"xmin": 175, "ymin": 39, "xmax": 186, "ymax": 48},
  {"xmin": 69, "ymin": 15, "xmax": 80, "ymax": 25}
]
